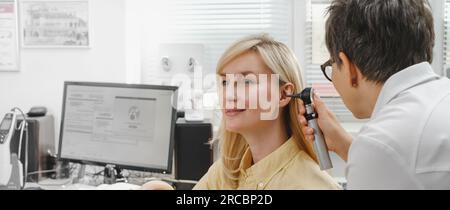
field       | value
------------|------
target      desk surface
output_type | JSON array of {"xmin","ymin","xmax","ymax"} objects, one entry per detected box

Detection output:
[{"xmin": 26, "ymin": 179, "xmax": 141, "ymax": 190}]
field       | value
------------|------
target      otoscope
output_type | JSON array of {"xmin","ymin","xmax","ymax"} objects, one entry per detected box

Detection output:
[{"xmin": 288, "ymin": 88, "xmax": 333, "ymax": 170}]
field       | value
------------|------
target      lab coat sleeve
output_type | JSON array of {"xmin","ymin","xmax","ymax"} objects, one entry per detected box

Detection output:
[{"xmin": 346, "ymin": 137, "xmax": 420, "ymax": 190}]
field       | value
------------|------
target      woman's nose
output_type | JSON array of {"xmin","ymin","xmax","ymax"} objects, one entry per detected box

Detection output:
[{"xmin": 225, "ymin": 85, "xmax": 237, "ymax": 102}]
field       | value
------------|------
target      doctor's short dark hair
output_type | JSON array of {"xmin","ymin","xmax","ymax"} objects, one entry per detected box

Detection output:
[{"xmin": 325, "ymin": 0, "xmax": 435, "ymax": 83}]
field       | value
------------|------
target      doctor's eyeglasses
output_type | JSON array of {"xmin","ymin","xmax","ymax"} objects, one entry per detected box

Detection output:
[{"xmin": 321, "ymin": 60, "xmax": 334, "ymax": 82}]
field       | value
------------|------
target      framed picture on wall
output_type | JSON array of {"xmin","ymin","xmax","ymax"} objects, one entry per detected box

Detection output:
[
  {"xmin": 0, "ymin": 0, "xmax": 20, "ymax": 71},
  {"xmin": 20, "ymin": 0, "xmax": 90, "ymax": 48}
]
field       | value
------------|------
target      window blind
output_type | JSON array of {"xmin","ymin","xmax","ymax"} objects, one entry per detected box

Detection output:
[
  {"xmin": 135, "ymin": 0, "xmax": 292, "ymax": 85},
  {"xmin": 444, "ymin": 0, "xmax": 450, "ymax": 77}
]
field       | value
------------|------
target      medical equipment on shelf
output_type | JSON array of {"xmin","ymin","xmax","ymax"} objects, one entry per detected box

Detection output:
[{"xmin": 0, "ymin": 108, "xmax": 28, "ymax": 190}]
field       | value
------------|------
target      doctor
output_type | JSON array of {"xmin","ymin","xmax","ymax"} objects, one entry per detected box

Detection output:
[{"xmin": 299, "ymin": 0, "xmax": 450, "ymax": 189}]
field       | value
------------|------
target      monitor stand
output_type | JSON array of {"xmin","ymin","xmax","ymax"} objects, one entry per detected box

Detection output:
[
  {"xmin": 72, "ymin": 164, "xmax": 126, "ymax": 185},
  {"xmin": 103, "ymin": 164, "xmax": 125, "ymax": 184},
  {"xmin": 72, "ymin": 164, "xmax": 86, "ymax": 184}
]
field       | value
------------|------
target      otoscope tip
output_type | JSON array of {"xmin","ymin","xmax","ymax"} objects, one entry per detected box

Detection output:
[{"xmin": 286, "ymin": 94, "xmax": 301, "ymax": 98}]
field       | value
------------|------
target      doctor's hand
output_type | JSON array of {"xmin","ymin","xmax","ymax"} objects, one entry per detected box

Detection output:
[
  {"xmin": 298, "ymin": 94, "xmax": 353, "ymax": 162},
  {"xmin": 141, "ymin": 181, "xmax": 174, "ymax": 190}
]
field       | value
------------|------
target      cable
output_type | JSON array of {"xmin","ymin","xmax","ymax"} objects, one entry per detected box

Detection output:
[
  {"xmin": 27, "ymin": 169, "xmax": 59, "ymax": 177},
  {"xmin": 17, "ymin": 120, "xmax": 25, "ymax": 161},
  {"xmin": 25, "ymin": 122, "xmax": 28, "ymax": 189}
]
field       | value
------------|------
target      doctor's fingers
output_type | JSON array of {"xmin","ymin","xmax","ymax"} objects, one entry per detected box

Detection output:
[
  {"xmin": 298, "ymin": 115, "xmax": 307, "ymax": 126},
  {"xmin": 312, "ymin": 93, "xmax": 330, "ymax": 117},
  {"xmin": 298, "ymin": 102, "xmax": 308, "ymax": 127},
  {"xmin": 302, "ymin": 126, "xmax": 314, "ymax": 136},
  {"xmin": 304, "ymin": 133, "xmax": 315, "ymax": 142},
  {"xmin": 298, "ymin": 100, "xmax": 306, "ymax": 115}
]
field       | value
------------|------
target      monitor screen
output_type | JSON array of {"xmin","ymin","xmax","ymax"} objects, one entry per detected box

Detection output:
[{"xmin": 58, "ymin": 82, "xmax": 178, "ymax": 173}]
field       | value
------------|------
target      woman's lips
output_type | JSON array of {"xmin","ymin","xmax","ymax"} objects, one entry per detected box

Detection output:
[{"xmin": 224, "ymin": 109, "xmax": 246, "ymax": 117}]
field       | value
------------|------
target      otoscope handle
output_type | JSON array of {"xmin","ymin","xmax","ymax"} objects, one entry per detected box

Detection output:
[
  {"xmin": 307, "ymin": 113, "xmax": 333, "ymax": 170},
  {"xmin": 289, "ymin": 87, "xmax": 333, "ymax": 170}
]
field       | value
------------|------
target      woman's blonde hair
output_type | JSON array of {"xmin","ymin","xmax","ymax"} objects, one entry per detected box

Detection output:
[{"xmin": 217, "ymin": 34, "xmax": 318, "ymax": 189}]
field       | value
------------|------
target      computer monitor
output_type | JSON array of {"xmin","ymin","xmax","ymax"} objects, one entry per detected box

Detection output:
[{"xmin": 58, "ymin": 82, "xmax": 178, "ymax": 174}]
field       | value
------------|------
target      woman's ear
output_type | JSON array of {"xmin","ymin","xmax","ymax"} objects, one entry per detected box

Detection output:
[
  {"xmin": 338, "ymin": 52, "xmax": 359, "ymax": 88},
  {"xmin": 280, "ymin": 83, "xmax": 294, "ymax": 108}
]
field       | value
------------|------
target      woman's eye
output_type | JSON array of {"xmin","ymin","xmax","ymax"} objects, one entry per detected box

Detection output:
[
  {"xmin": 221, "ymin": 80, "xmax": 228, "ymax": 86},
  {"xmin": 244, "ymin": 79, "xmax": 255, "ymax": 85}
]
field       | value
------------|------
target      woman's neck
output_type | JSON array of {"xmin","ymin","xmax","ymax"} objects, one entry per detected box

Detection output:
[{"xmin": 240, "ymin": 117, "xmax": 289, "ymax": 164}]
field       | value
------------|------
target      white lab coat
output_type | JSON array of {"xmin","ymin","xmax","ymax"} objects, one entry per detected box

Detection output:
[{"xmin": 346, "ymin": 62, "xmax": 450, "ymax": 190}]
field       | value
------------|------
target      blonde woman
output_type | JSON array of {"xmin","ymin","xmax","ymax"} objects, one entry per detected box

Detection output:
[{"xmin": 193, "ymin": 34, "xmax": 341, "ymax": 190}]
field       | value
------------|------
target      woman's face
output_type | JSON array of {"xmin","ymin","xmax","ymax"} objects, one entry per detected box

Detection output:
[{"xmin": 219, "ymin": 51, "xmax": 280, "ymax": 133}]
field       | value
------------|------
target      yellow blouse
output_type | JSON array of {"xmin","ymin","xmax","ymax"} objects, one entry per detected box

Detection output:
[{"xmin": 194, "ymin": 137, "xmax": 342, "ymax": 190}]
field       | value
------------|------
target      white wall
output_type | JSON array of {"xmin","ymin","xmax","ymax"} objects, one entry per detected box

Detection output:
[{"xmin": 0, "ymin": 0, "xmax": 126, "ymax": 149}]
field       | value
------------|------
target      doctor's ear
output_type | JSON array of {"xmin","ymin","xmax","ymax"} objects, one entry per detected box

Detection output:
[
  {"xmin": 339, "ymin": 52, "xmax": 360, "ymax": 88},
  {"xmin": 280, "ymin": 83, "xmax": 294, "ymax": 108}
]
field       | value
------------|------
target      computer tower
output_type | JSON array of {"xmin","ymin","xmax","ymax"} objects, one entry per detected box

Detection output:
[
  {"xmin": 174, "ymin": 118, "xmax": 213, "ymax": 189},
  {"xmin": 11, "ymin": 115, "xmax": 55, "ymax": 182}
]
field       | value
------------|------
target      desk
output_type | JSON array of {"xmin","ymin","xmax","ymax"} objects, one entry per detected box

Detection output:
[
  {"xmin": 26, "ymin": 178, "xmax": 142, "ymax": 190},
  {"xmin": 25, "ymin": 176, "xmax": 197, "ymax": 190}
]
